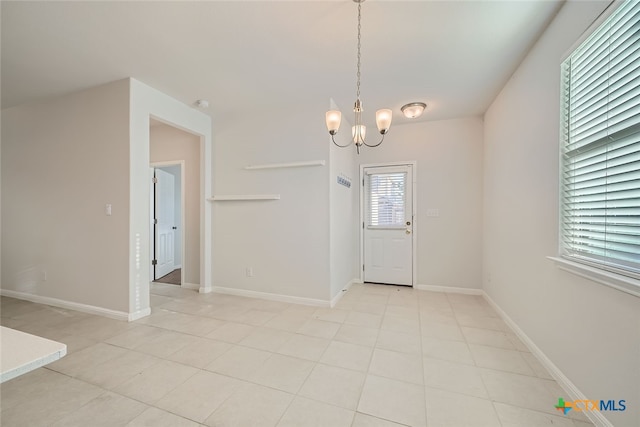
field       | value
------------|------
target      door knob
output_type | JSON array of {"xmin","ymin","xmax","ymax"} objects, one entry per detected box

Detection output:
[{"xmin": 406, "ymin": 229, "xmax": 411, "ymax": 234}]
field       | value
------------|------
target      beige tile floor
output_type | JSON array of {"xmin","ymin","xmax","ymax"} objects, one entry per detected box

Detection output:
[{"xmin": 0, "ymin": 283, "xmax": 595, "ymax": 427}]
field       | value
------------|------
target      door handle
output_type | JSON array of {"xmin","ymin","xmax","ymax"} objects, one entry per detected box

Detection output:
[
  {"xmin": 172, "ymin": 226, "xmax": 177, "ymax": 230},
  {"xmin": 406, "ymin": 229, "xmax": 411, "ymax": 234}
]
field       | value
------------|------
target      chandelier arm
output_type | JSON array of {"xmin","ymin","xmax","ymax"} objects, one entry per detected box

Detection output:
[
  {"xmin": 361, "ymin": 133, "xmax": 385, "ymax": 148},
  {"xmin": 331, "ymin": 133, "xmax": 353, "ymax": 148}
]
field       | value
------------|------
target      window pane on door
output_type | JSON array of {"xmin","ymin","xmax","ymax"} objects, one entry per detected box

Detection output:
[{"xmin": 367, "ymin": 172, "xmax": 406, "ymax": 227}]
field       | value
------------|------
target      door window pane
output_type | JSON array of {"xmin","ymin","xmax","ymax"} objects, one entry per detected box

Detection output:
[{"xmin": 367, "ymin": 172, "xmax": 406, "ymax": 227}]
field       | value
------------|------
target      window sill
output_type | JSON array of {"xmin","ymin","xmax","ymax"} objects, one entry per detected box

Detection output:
[{"xmin": 547, "ymin": 256, "xmax": 640, "ymax": 298}]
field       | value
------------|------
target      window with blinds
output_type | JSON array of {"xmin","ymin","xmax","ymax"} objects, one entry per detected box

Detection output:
[
  {"xmin": 560, "ymin": 0, "xmax": 640, "ymax": 279},
  {"xmin": 366, "ymin": 172, "xmax": 406, "ymax": 227}
]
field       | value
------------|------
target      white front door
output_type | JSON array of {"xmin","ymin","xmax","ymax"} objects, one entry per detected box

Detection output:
[
  {"xmin": 154, "ymin": 168, "xmax": 175, "ymax": 279},
  {"xmin": 363, "ymin": 165, "xmax": 413, "ymax": 286}
]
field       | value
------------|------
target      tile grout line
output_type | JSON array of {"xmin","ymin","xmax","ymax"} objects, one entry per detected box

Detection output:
[{"xmin": 448, "ymin": 292, "xmax": 506, "ymax": 427}]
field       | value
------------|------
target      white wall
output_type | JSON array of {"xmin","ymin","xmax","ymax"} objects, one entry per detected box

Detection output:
[
  {"xmin": 358, "ymin": 117, "xmax": 484, "ymax": 290},
  {"xmin": 329, "ymin": 99, "xmax": 360, "ymax": 301},
  {"xmin": 1, "ymin": 78, "xmax": 212, "ymax": 319},
  {"xmin": 151, "ymin": 125, "xmax": 201, "ymax": 286},
  {"xmin": 483, "ymin": 1, "xmax": 639, "ymax": 425},
  {"xmin": 1, "ymin": 80, "xmax": 131, "ymax": 313},
  {"xmin": 212, "ymin": 104, "xmax": 331, "ymax": 302}
]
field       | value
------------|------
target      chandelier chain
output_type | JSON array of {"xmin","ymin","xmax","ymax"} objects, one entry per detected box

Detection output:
[{"xmin": 356, "ymin": 1, "xmax": 361, "ymax": 102}]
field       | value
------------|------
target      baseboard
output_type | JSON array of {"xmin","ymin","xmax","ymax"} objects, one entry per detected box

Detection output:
[
  {"xmin": 181, "ymin": 282, "xmax": 199, "ymax": 290},
  {"xmin": 0, "ymin": 289, "xmax": 131, "ymax": 322},
  {"xmin": 211, "ymin": 286, "xmax": 330, "ymax": 307},
  {"xmin": 128, "ymin": 307, "xmax": 151, "ymax": 321},
  {"xmin": 330, "ymin": 278, "xmax": 358, "ymax": 308},
  {"xmin": 414, "ymin": 284, "xmax": 483, "ymax": 295},
  {"xmin": 482, "ymin": 292, "xmax": 613, "ymax": 427}
]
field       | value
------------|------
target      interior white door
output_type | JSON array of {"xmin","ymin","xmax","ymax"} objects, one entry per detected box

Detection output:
[
  {"xmin": 154, "ymin": 168, "xmax": 175, "ymax": 279},
  {"xmin": 363, "ymin": 165, "xmax": 413, "ymax": 286}
]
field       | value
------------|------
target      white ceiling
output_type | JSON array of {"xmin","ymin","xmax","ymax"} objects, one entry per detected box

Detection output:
[{"xmin": 1, "ymin": 0, "xmax": 563, "ymax": 126}]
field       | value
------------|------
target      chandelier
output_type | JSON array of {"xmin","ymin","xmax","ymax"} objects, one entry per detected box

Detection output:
[{"xmin": 326, "ymin": 0, "xmax": 392, "ymax": 154}]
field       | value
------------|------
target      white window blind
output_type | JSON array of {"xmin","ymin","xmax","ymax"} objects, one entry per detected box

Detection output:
[
  {"xmin": 366, "ymin": 172, "xmax": 406, "ymax": 227},
  {"xmin": 560, "ymin": 0, "xmax": 640, "ymax": 279}
]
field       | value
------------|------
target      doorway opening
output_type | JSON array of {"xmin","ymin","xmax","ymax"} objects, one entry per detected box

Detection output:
[
  {"xmin": 360, "ymin": 162, "xmax": 417, "ymax": 286},
  {"xmin": 149, "ymin": 119, "xmax": 201, "ymax": 291}
]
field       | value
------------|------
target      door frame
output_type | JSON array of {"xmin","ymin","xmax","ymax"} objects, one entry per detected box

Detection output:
[
  {"xmin": 359, "ymin": 161, "xmax": 418, "ymax": 286},
  {"xmin": 151, "ymin": 160, "xmax": 186, "ymax": 287}
]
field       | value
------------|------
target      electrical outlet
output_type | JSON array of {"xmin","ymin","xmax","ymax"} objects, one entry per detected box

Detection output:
[{"xmin": 246, "ymin": 267, "xmax": 254, "ymax": 277}]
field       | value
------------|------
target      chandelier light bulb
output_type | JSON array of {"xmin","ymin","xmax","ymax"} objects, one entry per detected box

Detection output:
[
  {"xmin": 326, "ymin": 110, "xmax": 342, "ymax": 134},
  {"xmin": 352, "ymin": 125, "xmax": 367, "ymax": 144},
  {"xmin": 376, "ymin": 109, "xmax": 393, "ymax": 134}
]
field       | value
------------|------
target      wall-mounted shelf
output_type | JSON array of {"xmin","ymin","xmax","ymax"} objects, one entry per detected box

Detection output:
[
  {"xmin": 208, "ymin": 194, "xmax": 281, "ymax": 201},
  {"xmin": 244, "ymin": 160, "xmax": 325, "ymax": 170}
]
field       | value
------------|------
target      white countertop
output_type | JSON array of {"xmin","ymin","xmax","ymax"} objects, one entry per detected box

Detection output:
[{"xmin": 0, "ymin": 326, "xmax": 67, "ymax": 383}]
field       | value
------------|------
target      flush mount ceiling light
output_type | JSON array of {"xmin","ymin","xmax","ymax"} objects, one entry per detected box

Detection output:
[
  {"xmin": 401, "ymin": 102, "xmax": 427, "ymax": 119},
  {"xmin": 325, "ymin": 0, "xmax": 392, "ymax": 154}
]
